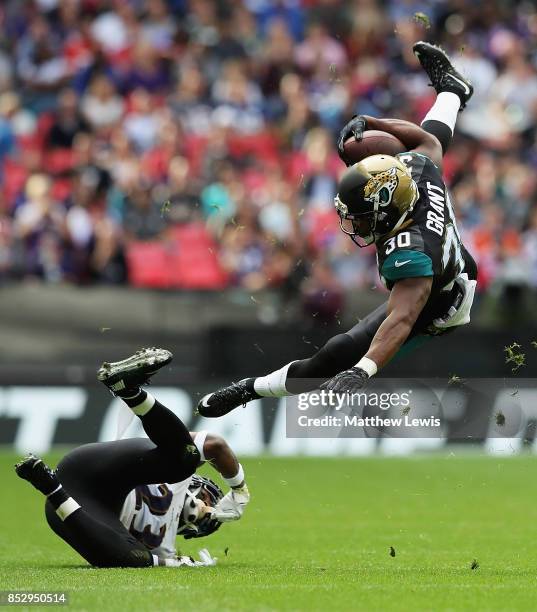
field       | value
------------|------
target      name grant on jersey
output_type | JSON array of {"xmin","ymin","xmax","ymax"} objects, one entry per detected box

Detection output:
[{"xmin": 425, "ymin": 181, "xmax": 445, "ymax": 236}]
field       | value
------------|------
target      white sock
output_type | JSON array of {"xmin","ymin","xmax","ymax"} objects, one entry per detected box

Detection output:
[
  {"xmin": 254, "ymin": 362, "xmax": 296, "ymax": 397},
  {"xmin": 421, "ymin": 91, "xmax": 461, "ymax": 134}
]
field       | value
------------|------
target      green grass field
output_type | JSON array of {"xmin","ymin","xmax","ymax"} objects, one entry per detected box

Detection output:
[{"xmin": 1, "ymin": 451, "xmax": 537, "ymax": 611}]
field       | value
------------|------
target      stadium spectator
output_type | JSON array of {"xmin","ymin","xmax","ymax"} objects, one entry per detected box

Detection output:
[
  {"xmin": 46, "ymin": 88, "xmax": 90, "ymax": 149},
  {"xmin": 81, "ymin": 73, "xmax": 124, "ymax": 132},
  {"xmin": 13, "ymin": 173, "xmax": 66, "ymax": 281},
  {"xmin": 0, "ymin": 0, "xmax": 535, "ymax": 315}
]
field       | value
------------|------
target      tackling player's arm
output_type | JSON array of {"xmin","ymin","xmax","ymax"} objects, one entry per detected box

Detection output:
[
  {"xmin": 192, "ymin": 432, "xmax": 244, "ymax": 486},
  {"xmin": 338, "ymin": 114, "xmax": 443, "ymax": 169},
  {"xmin": 191, "ymin": 432, "xmax": 250, "ymax": 522}
]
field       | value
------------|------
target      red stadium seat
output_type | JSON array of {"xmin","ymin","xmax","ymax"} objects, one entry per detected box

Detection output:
[
  {"xmin": 125, "ymin": 226, "xmax": 228, "ymax": 290},
  {"xmin": 16, "ymin": 133, "xmax": 43, "ymax": 153},
  {"xmin": 167, "ymin": 223, "xmax": 228, "ymax": 289},
  {"xmin": 126, "ymin": 241, "xmax": 171, "ymax": 288},
  {"xmin": 44, "ymin": 149, "xmax": 76, "ymax": 175},
  {"xmin": 2, "ymin": 159, "xmax": 28, "ymax": 208},
  {"xmin": 36, "ymin": 112, "xmax": 55, "ymax": 146},
  {"xmin": 51, "ymin": 178, "xmax": 72, "ymax": 202},
  {"xmin": 227, "ymin": 131, "xmax": 279, "ymax": 164},
  {"xmin": 183, "ymin": 134, "xmax": 209, "ymax": 176}
]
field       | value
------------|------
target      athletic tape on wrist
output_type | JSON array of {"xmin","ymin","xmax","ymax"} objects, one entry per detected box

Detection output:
[
  {"xmin": 356, "ymin": 357, "xmax": 377, "ymax": 378},
  {"xmin": 225, "ymin": 463, "xmax": 245, "ymax": 488}
]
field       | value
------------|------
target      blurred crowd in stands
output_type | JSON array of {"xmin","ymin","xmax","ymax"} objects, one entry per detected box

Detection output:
[{"xmin": 0, "ymin": 0, "xmax": 537, "ymax": 319}]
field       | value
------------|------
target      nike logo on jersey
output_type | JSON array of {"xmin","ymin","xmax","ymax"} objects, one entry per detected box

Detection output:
[
  {"xmin": 448, "ymin": 74, "xmax": 471, "ymax": 95},
  {"xmin": 394, "ymin": 259, "xmax": 412, "ymax": 267}
]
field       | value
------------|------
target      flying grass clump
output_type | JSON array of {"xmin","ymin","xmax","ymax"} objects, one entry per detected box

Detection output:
[
  {"xmin": 160, "ymin": 200, "xmax": 171, "ymax": 217},
  {"xmin": 504, "ymin": 343, "xmax": 525, "ymax": 373},
  {"xmin": 448, "ymin": 374, "xmax": 464, "ymax": 385},
  {"xmin": 414, "ymin": 12, "xmax": 431, "ymax": 28}
]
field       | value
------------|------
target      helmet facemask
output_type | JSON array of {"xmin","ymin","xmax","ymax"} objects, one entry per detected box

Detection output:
[
  {"xmin": 335, "ymin": 194, "xmax": 378, "ymax": 246},
  {"xmin": 177, "ymin": 475, "xmax": 223, "ymax": 539}
]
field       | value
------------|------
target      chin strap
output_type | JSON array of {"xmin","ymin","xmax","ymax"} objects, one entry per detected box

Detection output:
[
  {"xmin": 373, "ymin": 188, "xmax": 417, "ymax": 243},
  {"xmin": 375, "ymin": 211, "xmax": 414, "ymax": 243},
  {"xmin": 391, "ymin": 209, "xmax": 411, "ymax": 233}
]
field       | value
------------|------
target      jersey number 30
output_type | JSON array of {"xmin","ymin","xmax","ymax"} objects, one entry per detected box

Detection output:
[{"xmin": 385, "ymin": 232, "xmax": 411, "ymax": 255}]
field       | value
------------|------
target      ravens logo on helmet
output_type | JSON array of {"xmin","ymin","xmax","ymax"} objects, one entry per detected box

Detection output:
[{"xmin": 334, "ymin": 154, "xmax": 418, "ymax": 247}]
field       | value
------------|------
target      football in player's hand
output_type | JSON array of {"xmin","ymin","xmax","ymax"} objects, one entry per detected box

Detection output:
[{"xmin": 343, "ymin": 130, "xmax": 406, "ymax": 164}]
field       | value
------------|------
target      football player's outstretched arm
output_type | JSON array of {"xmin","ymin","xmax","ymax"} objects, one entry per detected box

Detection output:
[
  {"xmin": 190, "ymin": 432, "xmax": 250, "ymax": 522},
  {"xmin": 364, "ymin": 276, "xmax": 432, "ymax": 368},
  {"xmin": 363, "ymin": 116, "xmax": 443, "ymax": 169},
  {"xmin": 321, "ymin": 276, "xmax": 432, "ymax": 394}
]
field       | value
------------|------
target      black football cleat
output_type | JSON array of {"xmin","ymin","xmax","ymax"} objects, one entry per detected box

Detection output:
[
  {"xmin": 197, "ymin": 380, "xmax": 258, "ymax": 418},
  {"xmin": 15, "ymin": 454, "xmax": 60, "ymax": 495},
  {"xmin": 413, "ymin": 41, "xmax": 473, "ymax": 109},
  {"xmin": 97, "ymin": 347, "xmax": 173, "ymax": 394}
]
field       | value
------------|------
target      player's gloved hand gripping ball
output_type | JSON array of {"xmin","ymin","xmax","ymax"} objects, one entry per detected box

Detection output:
[
  {"xmin": 337, "ymin": 115, "xmax": 368, "ymax": 165},
  {"xmin": 320, "ymin": 366, "xmax": 369, "ymax": 394}
]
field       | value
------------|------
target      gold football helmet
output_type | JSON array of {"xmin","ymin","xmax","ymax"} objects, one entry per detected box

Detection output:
[{"xmin": 334, "ymin": 154, "xmax": 418, "ymax": 246}]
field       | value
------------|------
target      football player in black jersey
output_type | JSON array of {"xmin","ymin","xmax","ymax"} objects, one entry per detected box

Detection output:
[{"xmin": 198, "ymin": 41, "xmax": 478, "ymax": 416}]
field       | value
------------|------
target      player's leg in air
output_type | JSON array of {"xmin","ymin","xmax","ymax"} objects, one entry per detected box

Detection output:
[
  {"xmin": 16, "ymin": 348, "xmax": 249, "ymax": 568},
  {"xmin": 198, "ymin": 42, "xmax": 477, "ymax": 418}
]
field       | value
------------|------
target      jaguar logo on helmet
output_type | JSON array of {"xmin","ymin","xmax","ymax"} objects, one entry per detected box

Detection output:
[
  {"xmin": 333, "ymin": 154, "xmax": 418, "ymax": 248},
  {"xmin": 364, "ymin": 167, "xmax": 399, "ymax": 208}
]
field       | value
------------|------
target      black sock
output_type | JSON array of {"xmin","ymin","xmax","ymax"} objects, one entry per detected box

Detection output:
[
  {"xmin": 421, "ymin": 119, "xmax": 453, "ymax": 154},
  {"xmin": 243, "ymin": 377, "xmax": 260, "ymax": 396},
  {"xmin": 116, "ymin": 387, "xmax": 147, "ymax": 408},
  {"xmin": 47, "ymin": 486, "xmax": 70, "ymax": 510}
]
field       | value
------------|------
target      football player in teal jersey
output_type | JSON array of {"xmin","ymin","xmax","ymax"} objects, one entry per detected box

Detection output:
[{"xmin": 198, "ymin": 42, "xmax": 478, "ymax": 415}]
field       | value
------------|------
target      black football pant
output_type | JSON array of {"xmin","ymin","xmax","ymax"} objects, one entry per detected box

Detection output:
[
  {"xmin": 286, "ymin": 249, "xmax": 478, "ymax": 393},
  {"xmin": 44, "ymin": 401, "xmax": 199, "ymax": 567},
  {"xmin": 286, "ymin": 301, "xmax": 414, "ymax": 393}
]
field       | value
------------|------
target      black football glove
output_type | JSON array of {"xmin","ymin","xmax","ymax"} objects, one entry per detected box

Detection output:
[
  {"xmin": 320, "ymin": 366, "xmax": 369, "ymax": 394},
  {"xmin": 336, "ymin": 115, "xmax": 368, "ymax": 166}
]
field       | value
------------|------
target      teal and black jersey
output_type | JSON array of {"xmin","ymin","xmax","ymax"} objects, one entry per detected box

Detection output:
[{"xmin": 376, "ymin": 152, "xmax": 474, "ymax": 295}]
